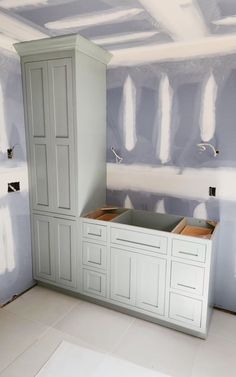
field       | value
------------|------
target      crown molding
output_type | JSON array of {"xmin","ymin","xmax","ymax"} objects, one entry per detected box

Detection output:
[{"xmin": 14, "ymin": 33, "xmax": 112, "ymax": 64}]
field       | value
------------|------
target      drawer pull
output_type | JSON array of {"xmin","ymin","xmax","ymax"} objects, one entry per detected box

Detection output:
[
  {"xmin": 176, "ymin": 314, "xmax": 194, "ymax": 322},
  {"xmin": 179, "ymin": 251, "xmax": 198, "ymax": 257},
  {"xmin": 116, "ymin": 237, "xmax": 160, "ymax": 249},
  {"xmin": 88, "ymin": 230, "xmax": 102, "ymax": 237},
  {"xmin": 177, "ymin": 283, "xmax": 196, "ymax": 290}
]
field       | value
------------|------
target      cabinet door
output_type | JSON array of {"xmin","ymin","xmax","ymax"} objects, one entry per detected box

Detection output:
[
  {"xmin": 54, "ymin": 217, "xmax": 77, "ymax": 288},
  {"xmin": 110, "ymin": 248, "xmax": 136, "ymax": 306},
  {"xmin": 136, "ymin": 255, "xmax": 166, "ymax": 315},
  {"xmin": 33, "ymin": 214, "xmax": 55, "ymax": 281},
  {"xmin": 48, "ymin": 59, "xmax": 76, "ymax": 215},
  {"xmin": 25, "ymin": 62, "xmax": 53, "ymax": 212}
]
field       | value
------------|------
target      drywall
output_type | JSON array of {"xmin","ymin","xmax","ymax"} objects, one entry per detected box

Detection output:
[
  {"xmin": 0, "ymin": 48, "xmax": 34, "ymax": 305},
  {"xmin": 107, "ymin": 54, "xmax": 236, "ymax": 312}
]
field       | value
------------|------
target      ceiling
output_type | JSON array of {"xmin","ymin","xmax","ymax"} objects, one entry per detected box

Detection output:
[{"xmin": 1, "ymin": 0, "xmax": 236, "ymax": 65}]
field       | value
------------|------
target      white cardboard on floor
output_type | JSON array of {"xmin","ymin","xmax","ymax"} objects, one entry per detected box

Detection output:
[{"xmin": 36, "ymin": 341, "xmax": 170, "ymax": 377}]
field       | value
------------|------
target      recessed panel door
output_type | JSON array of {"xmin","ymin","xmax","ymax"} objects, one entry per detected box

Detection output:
[
  {"xmin": 54, "ymin": 217, "xmax": 76, "ymax": 288},
  {"xmin": 25, "ymin": 62, "xmax": 53, "ymax": 211},
  {"xmin": 48, "ymin": 58, "xmax": 76, "ymax": 215},
  {"xmin": 136, "ymin": 255, "xmax": 166, "ymax": 315},
  {"xmin": 33, "ymin": 214, "xmax": 55, "ymax": 281},
  {"xmin": 110, "ymin": 247, "xmax": 136, "ymax": 306}
]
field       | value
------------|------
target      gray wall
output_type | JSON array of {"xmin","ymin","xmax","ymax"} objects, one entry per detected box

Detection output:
[
  {"xmin": 0, "ymin": 49, "xmax": 34, "ymax": 305},
  {"xmin": 106, "ymin": 55, "xmax": 236, "ymax": 312}
]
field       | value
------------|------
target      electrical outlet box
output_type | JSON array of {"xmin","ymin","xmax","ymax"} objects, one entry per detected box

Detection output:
[
  {"xmin": 209, "ymin": 187, "xmax": 216, "ymax": 197},
  {"xmin": 8, "ymin": 182, "xmax": 20, "ymax": 193}
]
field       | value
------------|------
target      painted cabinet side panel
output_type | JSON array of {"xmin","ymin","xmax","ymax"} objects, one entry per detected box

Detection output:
[{"xmin": 76, "ymin": 52, "xmax": 106, "ymax": 214}]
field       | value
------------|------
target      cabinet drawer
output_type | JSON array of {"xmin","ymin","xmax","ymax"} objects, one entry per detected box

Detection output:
[
  {"xmin": 172, "ymin": 239, "xmax": 206, "ymax": 263},
  {"xmin": 171, "ymin": 262, "xmax": 204, "ymax": 296},
  {"xmin": 82, "ymin": 241, "xmax": 107, "ymax": 270},
  {"xmin": 82, "ymin": 222, "xmax": 107, "ymax": 242},
  {"xmin": 169, "ymin": 293, "xmax": 202, "ymax": 328},
  {"xmin": 83, "ymin": 269, "xmax": 106, "ymax": 298},
  {"xmin": 111, "ymin": 227, "xmax": 167, "ymax": 255}
]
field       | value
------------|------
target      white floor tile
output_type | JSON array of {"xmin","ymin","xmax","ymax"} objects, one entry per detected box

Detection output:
[
  {"xmin": 112, "ymin": 318, "xmax": 202, "ymax": 377},
  {"xmin": 55, "ymin": 301, "xmax": 134, "ymax": 352},
  {"xmin": 0, "ymin": 309, "xmax": 47, "ymax": 373},
  {"xmin": 0, "ymin": 328, "xmax": 102, "ymax": 377},
  {"xmin": 209, "ymin": 309, "xmax": 236, "ymax": 343},
  {"xmin": 4, "ymin": 286, "xmax": 79, "ymax": 326},
  {"xmin": 191, "ymin": 334, "xmax": 236, "ymax": 377}
]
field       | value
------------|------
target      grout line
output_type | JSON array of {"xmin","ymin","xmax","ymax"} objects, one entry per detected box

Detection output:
[
  {"xmin": 49, "ymin": 301, "xmax": 79, "ymax": 329},
  {"xmin": 109, "ymin": 317, "xmax": 136, "ymax": 355},
  {"xmin": 0, "ymin": 324, "xmax": 53, "ymax": 375}
]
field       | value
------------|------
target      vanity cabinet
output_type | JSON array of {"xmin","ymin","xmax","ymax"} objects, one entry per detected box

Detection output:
[{"xmin": 79, "ymin": 209, "xmax": 218, "ymax": 338}]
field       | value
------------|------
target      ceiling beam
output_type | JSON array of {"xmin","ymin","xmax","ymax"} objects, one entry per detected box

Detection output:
[
  {"xmin": 110, "ymin": 34, "xmax": 236, "ymax": 66},
  {"xmin": 0, "ymin": 10, "xmax": 48, "ymax": 41},
  {"xmin": 138, "ymin": 0, "xmax": 208, "ymax": 41}
]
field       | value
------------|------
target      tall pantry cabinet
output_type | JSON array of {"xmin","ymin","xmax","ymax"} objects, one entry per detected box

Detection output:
[{"xmin": 15, "ymin": 35, "xmax": 112, "ymax": 289}]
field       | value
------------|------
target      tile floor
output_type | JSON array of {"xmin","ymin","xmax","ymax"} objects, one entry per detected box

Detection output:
[{"xmin": 0, "ymin": 285, "xmax": 236, "ymax": 377}]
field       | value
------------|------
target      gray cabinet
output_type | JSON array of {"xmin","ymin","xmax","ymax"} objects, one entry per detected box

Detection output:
[
  {"xmin": 136, "ymin": 254, "xmax": 166, "ymax": 315},
  {"xmin": 15, "ymin": 35, "xmax": 111, "ymax": 290},
  {"xmin": 110, "ymin": 247, "xmax": 136, "ymax": 306},
  {"xmin": 25, "ymin": 61, "xmax": 52, "ymax": 212},
  {"xmin": 33, "ymin": 214, "xmax": 55, "ymax": 282},
  {"xmin": 33, "ymin": 214, "xmax": 77, "ymax": 288},
  {"xmin": 110, "ymin": 247, "xmax": 166, "ymax": 314},
  {"xmin": 25, "ymin": 58, "xmax": 76, "ymax": 215},
  {"xmin": 54, "ymin": 217, "xmax": 77, "ymax": 288}
]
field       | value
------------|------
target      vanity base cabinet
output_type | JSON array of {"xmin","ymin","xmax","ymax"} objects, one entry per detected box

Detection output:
[{"xmin": 78, "ymin": 212, "xmax": 218, "ymax": 339}]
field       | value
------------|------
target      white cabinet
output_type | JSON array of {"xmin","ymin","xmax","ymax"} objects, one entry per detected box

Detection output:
[
  {"xmin": 15, "ymin": 35, "xmax": 111, "ymax": 290},
  {"xmin": 83, "ymin": 269, "xmax": 106, "ymax": 297},
  {"xmin": 25, "ymin": 61, "xmax": 52, "ymax": 212},
  {"xmin": 33, "ymin": 214, "xmax": 76, "ymax": 288},
  {"xmin": 80, "ymin": 209, "xmax": 218, "ymax": 338},
  {"xmin": 25, "ymin": 58, "xmax": 76, "ymax": 215},
  {"xmin": 110, "ymin": 247, "xmax": 136, "ymax": 306},
  {"xmin": 33, "ymin": 214, "xmax": 55, "ymax": 282},
  {"xmin": 170, "ymin": 261, "xmax": 204, "ymax": 296},
  {"xmin": 110, "ymin": 247, "xmax": 166, "ymax": 315},
  {"xmin": 54, "ymin": 217, "xmax": 77, "ymax": 288},
  {"xmin": 136, "ymin": 254, "xmax": 166, "ymax": 315},
  {"xmin": 169, "ymin": 293, "xmax": 202, "ymax": 328}
]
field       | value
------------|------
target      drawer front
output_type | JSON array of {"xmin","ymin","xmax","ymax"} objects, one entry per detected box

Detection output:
[
  {"xmin": 171, "ymin": 262, "xmax": 205, "ymax": 296},
  {"xmin": 83, "ymin": 269, "xmax": 106, "ymax": 298},
  {"xmin": 82, "ymin": 241, "xmax": 107, "ymax": 270},
  {"xmin": 111, "ymin": 227, "xmax": 167, "ymax": 255},
  {"xmin": 172, "ymin": 239, "xmax": 206, "ymax": 263},
  {"xmin": 82, "ymin": 222, "xmax": 107, "ymax": 242},
  {"xmin": 169, "ymin": 293, "xmax": 202, "ymax": 328}
]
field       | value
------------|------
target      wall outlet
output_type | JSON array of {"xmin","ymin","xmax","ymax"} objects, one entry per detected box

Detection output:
[
  {"xmin": 209, "ymin": 187, "xmax": 216, "ymax": 197},
  {"xmin": 8, "ymin": 182, "xmax": 20, "ymax": 193}
]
